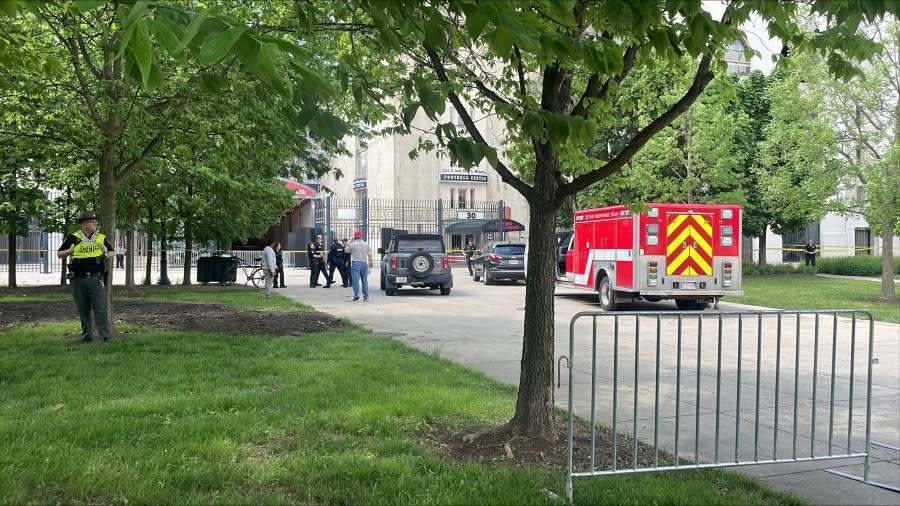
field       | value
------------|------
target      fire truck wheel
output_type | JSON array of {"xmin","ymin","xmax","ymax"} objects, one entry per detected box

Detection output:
[{"xmin": 598, "ymin": 276, "xmax": 618, "ymax": 311}]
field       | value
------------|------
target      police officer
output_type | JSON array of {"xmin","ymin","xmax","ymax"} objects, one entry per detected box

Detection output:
[
  {"xmin": 464, "ymin": 238, "xmax": 477, "ymax": 276},
  {"xmin": 307, "ymin": 234, "xmax": 327, "ymax": 287},
  {"xmin": 57, "ymin": 211, "xmax": 115, "ymax": 343},
  {"xmin": 327, "ymin": 237, "xmax": 349, "ymax": 288},
  {"xmin": 804, "ymin": 239, "xmax": 817, "ymax": 266}
]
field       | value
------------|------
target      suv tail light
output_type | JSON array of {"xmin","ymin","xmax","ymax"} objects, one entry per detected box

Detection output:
[
  {"xmin": 390, "ymin": 256, "xmax": 397, "ymax": 270},
  {"xmin": 443, "ymin": 256, "xmax": 449, "ymax": 269},
  {"xmin": 489, "ymin": 254, "xmax": 501, "ymax": 262}
]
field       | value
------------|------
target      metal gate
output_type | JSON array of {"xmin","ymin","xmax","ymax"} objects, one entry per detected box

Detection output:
[{"xmin": 563, "ymin": 309, "xmax": 896, "ymax": 503}]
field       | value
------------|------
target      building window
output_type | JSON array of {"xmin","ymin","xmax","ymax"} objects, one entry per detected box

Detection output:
[
  {"xmin": 357, "ymin": 149, "xmax": 368, "ymax": 181},
  {"xmin": 855, "ymin": 228, "xmax": 871, "ymax": 256},
  {"xmin": 725, "ymin": 39, "xmax": 750, "ymax": 76},
  {"xmin": 456, "ymin": 187, "xmax": 467, "ymax": 209}
]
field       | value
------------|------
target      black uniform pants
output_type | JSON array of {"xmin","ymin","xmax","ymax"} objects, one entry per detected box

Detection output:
[
  {"xmin": 329, "ymin": 261, "xmax": 349, "ymax": 286},
  {"xmin": 805, "ymin": 253, "xmax": 816, "ymax": 266},
  {"xmin": 71, "ymin": 273, "xmax": 110, "ymax": 341},
  {"xmin": 276, "ymin": 263, "xmax": 285, "ymax": 287},
  {"xmin": 310, "ymin": 259, "xmax": 326, "ymax": 286}
]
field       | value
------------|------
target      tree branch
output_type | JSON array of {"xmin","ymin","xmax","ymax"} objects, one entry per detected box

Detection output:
[
  {"xmin": 116, "ymin": 132, "xmax": 166, "ymax": 184},
  {"xmin": 423, "ymin": 43, "xmax": 534, "ymax": 200},
  {"xmin": 564, "ymin": 52, "xmax": 716, "ymax": 196}
]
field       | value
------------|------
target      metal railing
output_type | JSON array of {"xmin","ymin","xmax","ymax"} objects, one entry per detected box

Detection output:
[{"xmin": 563, "ymin": 309, "xmax": 894, "ymax": 503}]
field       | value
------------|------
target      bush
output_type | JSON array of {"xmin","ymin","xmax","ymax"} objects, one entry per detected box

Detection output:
[
  {"xmin": 742, "ymin": 256, "xmax": 900, "ymax": 277},
  {"xmin": 816, "ymin": 256, "xmax": 900, "ymax": 276},
  {"xmin": 742, "ymin": 261, "xmax": 808, "ymax": 275}
]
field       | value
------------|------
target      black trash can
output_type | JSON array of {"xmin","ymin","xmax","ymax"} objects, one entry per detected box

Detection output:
[
  {"xmin": 197, "ymin": 256, "xmax": 237, "ymax": 284},
  {"xmin": 197, "ymin": 257, "xmax": 214, "ymax": 283}
]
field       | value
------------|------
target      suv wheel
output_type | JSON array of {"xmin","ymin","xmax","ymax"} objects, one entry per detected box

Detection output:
[
  {"xmin": 473, "ymin": 266, "xmax": 481, "ymax": 282},
  {"xmin": 408, "ymin": 252, "xmax": 435, "ymax": 276},
  {"xmin": 484, "ymin": 268, "xmax": 493, "ymax": 285},
  {"xmin": 385, "ymin": 287, "xmax": 397, "ymax": 296},
  {"xmin": 440, "ymin": 285, "xmax": 451, "ymax": 295},
  {"xmin": 380, "ymin": 271, "xmax": 385, "ymax": 291}
]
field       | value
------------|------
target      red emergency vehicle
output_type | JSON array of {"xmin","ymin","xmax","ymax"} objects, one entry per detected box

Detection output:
[{"xmin": 555, "ymin": 203, "xmax": 743, "ymax": 310}]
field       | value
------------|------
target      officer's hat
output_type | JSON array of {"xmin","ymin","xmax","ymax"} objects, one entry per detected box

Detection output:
[{"xmin": 78, "ymin": 211, "xmax": 98, "ymax": 222}]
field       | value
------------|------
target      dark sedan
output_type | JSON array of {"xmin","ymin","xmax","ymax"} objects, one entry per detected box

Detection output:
[{"xmin": 473, "ymin": 242, "xmax": 526, "ymax": 284}]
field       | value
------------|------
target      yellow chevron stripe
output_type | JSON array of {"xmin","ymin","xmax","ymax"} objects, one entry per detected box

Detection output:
[
  {"xmin": 694, "ymin": 251, "xmax": 712, "ymax": 274},
  {"xmin": 666, "ymin": 227, "xmax": 713, "ymax": 257},
  {"xmin": 666, "ymin": 214, "xmax": 689, "ymax": 236},
  {"xmin": 667, "ymin": 246, "xmax": 692, "ymax": 275},
  {"xmin": 691, "ymin": 214, "xmax": 713, "ymax": 236}
]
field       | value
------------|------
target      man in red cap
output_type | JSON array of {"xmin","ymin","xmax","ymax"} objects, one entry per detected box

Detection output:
[{"xmin": 345, "ymin": 230, "xmax": 372, "ymax": 301}]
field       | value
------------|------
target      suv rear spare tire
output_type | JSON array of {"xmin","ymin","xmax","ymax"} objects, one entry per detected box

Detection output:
[{"xmin": 408, "ymin": 252, "xmax": 435, "ymax": 275}]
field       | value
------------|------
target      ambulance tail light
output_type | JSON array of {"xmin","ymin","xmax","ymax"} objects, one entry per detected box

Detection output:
[
  {"xmin": 648, "ymin": 261, "xmax": 658, "ymax": 286},
  {"xmin": 720, "ymin": 225, "xmax": 734, "ymax": 246},
  {"xmin": 723, "ymin": 261, "xmax": 733, "ymax": 287}
]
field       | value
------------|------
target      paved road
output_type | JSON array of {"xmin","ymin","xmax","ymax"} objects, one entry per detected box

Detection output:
[{"xmin": 281, "ymin": 268, "xmax": 900, "ymax": 506}]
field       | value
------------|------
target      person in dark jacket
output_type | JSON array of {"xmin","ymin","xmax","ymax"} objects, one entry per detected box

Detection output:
[
  {"xmin": 274, "ymin": 242, "xmax": 286, "ymax": 288},
  {"xmin": 307, "ymin": 234, "xmax": 326, "ymax": 287},
  {"xmin": 327, "ymin": 237, "xmax": 350, "ymax": 288},
  {"xmin": 804, "ymin": 239, "xmax": 817, "ymax": 266},
  {"xmin": 464, "ymin": 238, "xmax": 477, "ymax": 276}
]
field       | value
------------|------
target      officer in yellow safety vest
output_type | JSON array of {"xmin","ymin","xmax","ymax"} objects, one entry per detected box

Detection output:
[{"xmin": 57, "ymin": 211, "xmax": 116, "ymax": 343}]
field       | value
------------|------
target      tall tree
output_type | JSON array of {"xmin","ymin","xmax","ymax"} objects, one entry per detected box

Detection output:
[
  {"xmin": 814, "ymin": 20, "xmax": 899, "ymax": 302},
  {"xmin": 339, "ymin": 0, "xmax": 896, "ymax": 439}
]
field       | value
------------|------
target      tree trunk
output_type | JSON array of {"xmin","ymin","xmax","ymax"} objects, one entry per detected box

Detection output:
[
  {"xmin": 125, "ymin": 228, "xmax": 136, "ymax": 290},
  {"xmin": 182, "ymin": 220, "xmax": 193, "ymax": 285},
  {"xmin": 99, "ymin": 142, "xmax": 118, "ymax": 334},
  {"xmin": 758, "ymin": 227, "xmax": 768, "ymax": 266},
  {"xmin": 508, "ymin": 206, "xmax": 558, "ymax": 439},
  {"xmin": 143, "ymin": 233, "xmax": 153, "ymax": 285},
  {"xmin": 879, "ymin": 209, "xmax": 897, "ymax": 302},
  {"xmin": 6, "ymin": 232, "xmax": 16, "ymax": 288}
]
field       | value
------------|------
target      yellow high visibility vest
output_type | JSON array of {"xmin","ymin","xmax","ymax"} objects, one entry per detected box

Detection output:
[{"xmin": 71, "ymin": 231, "xmax": 106, "ymax": 260}]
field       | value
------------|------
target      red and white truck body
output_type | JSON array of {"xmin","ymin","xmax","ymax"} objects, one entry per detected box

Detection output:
[{"xmin": 556, "ymin": 203, "xmax": 743, "ymax": 309}]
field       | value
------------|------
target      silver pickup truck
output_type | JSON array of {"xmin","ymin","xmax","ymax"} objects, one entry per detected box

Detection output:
[{"xmin": 378, "ymin": 233, "xmax": 453, "ymax": 296}]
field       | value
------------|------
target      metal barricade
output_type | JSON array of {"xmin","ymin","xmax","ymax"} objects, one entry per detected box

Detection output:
[{"xmin": 563, "ymin": 309, "xmax": 895, "ymax": 503}]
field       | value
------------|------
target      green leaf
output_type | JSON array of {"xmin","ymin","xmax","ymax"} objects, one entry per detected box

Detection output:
[
  {"xmin": 401, "ymin": 104, "xmax": 419, "ymax": 128},
  {"xmin": 149, "ymin": 15, "xmax": 184, "ymax": 55},
  {"xmin": 544, "ymin": 112, "xmax": 570, "ymax": 147},
  {"xmin": 198, "ymin": 25, "xmax": 247, "ymax": 66},
  {"xmin": 122, "ymin": 1, "xmax": 148, "ymax": 29},
  {"xmin": 71, "ymin": 1, "xmax": 106, "ymax": 13},
  {"xmin": 198, "ymin": 72, "xmax": 229, "ymax": 94},
  {"xmin": 523, "ymin": 111, "xmax": 544, "ymax": 139},
  {"xmin": 234, "ymin": 35, "xmax": 292, "ymax": 100},
  {"xmin": 174, "ymin": 9, "xmax": 210, "ymax": 53},
  {"xmin": 133, "ymin": 20, "xmax": 153, "ymax": 91},
  {"xmin": 492, "ymin": 27, "xmax": 515, "ymax": 57},
  {"xmin": 461, "ymin": 4, "xmax": 489, "ymax": 39},
  {"xmin": 483, "ymin": 144, "xmax": 498, "ymax": 168}
]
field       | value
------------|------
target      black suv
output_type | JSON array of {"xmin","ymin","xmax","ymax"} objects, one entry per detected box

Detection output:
[
  {"xmin": 473, "ymin": 242, "xmax": 526, "ymax": 284},
  {"xmin": 378, "ymin": 234, "xmax": 453, "ymax": 296}
]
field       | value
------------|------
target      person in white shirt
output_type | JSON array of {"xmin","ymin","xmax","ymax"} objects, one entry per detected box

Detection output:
[
  {"xmin": 345, "ymin": 230, "xmax": 372, "ymax": 301},
  {"xmin": 260, "ymin": 239, "xmax": 278, "ymax": 299}
]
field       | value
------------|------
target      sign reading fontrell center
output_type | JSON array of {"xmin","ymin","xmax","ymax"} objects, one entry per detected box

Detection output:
[{"xmin": 439, "ymin": 173, "xmax": 488, "ymax": 183}]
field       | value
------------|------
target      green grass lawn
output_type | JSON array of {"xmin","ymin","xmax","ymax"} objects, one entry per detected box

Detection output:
[
  {"xmin": 0, "ymin": 289, "xmax": 804, "ymax": 505},
  {"xmin": 731, "ymin": 275, "xmax": 900, "ymax": 323}
]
